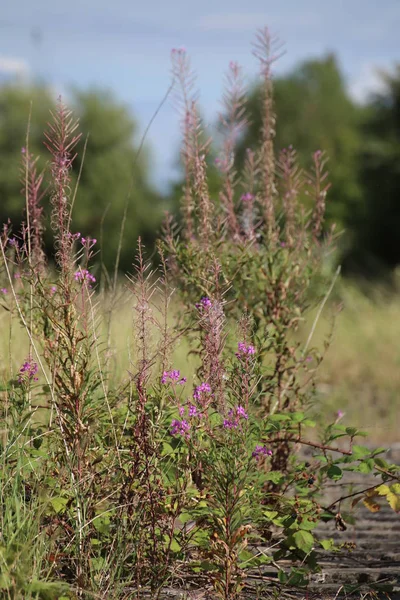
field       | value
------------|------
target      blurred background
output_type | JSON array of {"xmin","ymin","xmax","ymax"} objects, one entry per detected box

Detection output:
[{"xmin": 1, "ymin": 0, "xmax": 400, "ymax": 439}]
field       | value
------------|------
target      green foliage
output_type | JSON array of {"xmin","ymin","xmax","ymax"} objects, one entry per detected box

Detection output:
[
  {"xmin": 236, "ymin": 54, "xmax": 362, "ymax": 230},
  {"xmin": 346, "ymin": 65, "xmax": 400, "ymax": 274},
  {"xmin": 0, "ymin": 84, "xmax": 162, "ymax": 273}
]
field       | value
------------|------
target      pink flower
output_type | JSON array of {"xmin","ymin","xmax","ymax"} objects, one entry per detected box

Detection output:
[
  {"xmin": 171, "ymin": 46, "xmax": 186, "ymax": 54},
  {"xmin": 236, "ymin": 405, "xmax": 248, "ymax": 419},
  {"xmin": 0, "ymin": 288, "xmax": 7, "ymax": 294},
  {"xmin": 161, "ymin": 370, "xmax": 187, "ymax": 385},
  {"xmin": 81, "ymin": 236, "xmax": 97, "ymax": 248},
  {"xmin": 193, "ymin": 382, "xmax": 211, "ymax": 402},
  {"xmin": 236, "ymin": 342, "xmax": 255, "ymax": 357},
  {"xmin": 188, "ymin": 404, "xmax": 198, "ymax": 417},
  {"xmin": 241, "ymin": 193, "xmax": 254, "ymax": 203},
  {"xmin": 252, "ymin": 445, "xmax": 272, "ymax": 459},
  {"xmin": 223, "ymin": 405, "xmax": 248, "ymax": 429},
  {"xmin": 195, "ymin": 296, "xmax": 212, "ymax": 310},
  {"xmin": 18, "ymin": 358, "xmax": 39, "ymax": 384},
  {"xmin": 170, "ymin": 419, "xmax": 190, "ymax": 437},
  {"xmin": 74, "ymin": 269, "xmax": 96, "ymax": 284}
]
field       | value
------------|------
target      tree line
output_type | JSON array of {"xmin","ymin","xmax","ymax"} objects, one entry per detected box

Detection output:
[{"xmin": 0, "ymin": 54, "xmax": 399, "ymax": 277}]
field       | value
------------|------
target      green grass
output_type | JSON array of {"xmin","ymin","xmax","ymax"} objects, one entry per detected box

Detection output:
[{"xmin": 2, "ymin": 279, "xmax": 399, "ymax": 444}]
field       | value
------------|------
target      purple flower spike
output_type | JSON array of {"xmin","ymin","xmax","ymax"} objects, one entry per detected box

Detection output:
[
  {"xmin": 18, "ymin": 358, "xmax": 39, "ymax": 384},
  {"xmin": 223, "ymin": 405, "xmax": 248, "ymax": 429},
  {"xmin": 193, "ymin": 382, "xmax": 211, "ymax": 401},
  {"xmin": 223, "ymin": 418, "xmax": 237, "ymax": 429},
  {"xmin": 236, "ymin": 405, "xmax": 248, "ymax": 420},
  {"xmin": 196, "ymin": 296, "xmax": 212, "ymax": 310},
  {"xmin": 252, "ymin": 445, "xmax": 272, "ymax": 459},
  {"xmin": 74, "ymin": 269, "xmax": 96, "ymax": 284},
  {"xmin": 188, "ymin": 404, "xmax": 198, "ymax": 417},
  {"xmin": 161, "ymin": 370, "xmax": 186, "ymax": 385},
  {"xmin": 170, "ymin": 419, "xmax": 190, "ymax": 437},
  {"xmin": 236, "ymin": 342, "xmax": 256, "ymax": 358},
  {"xmin": 81, "ymin": 236, "xmax": 97, "ymax": 248}
]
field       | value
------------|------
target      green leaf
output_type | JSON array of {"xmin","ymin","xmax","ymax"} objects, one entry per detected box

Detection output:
[
  {"xmin": 263, "ymin": 471, "xmax": 285, "ymax": 484},
  {"xmin": 374, "ymin": 457, "xmax": 389, "ymax": 469},
  {"xmin": 169, "ymin": 538, "xmax": 181, "ymax": 553},
  {"xmin": 345, "ymin": 427, "xmax": 358, "ymax": 436},
  {"xmin": 263, "ymin": 510, "xmax": 279, "ymax": 520},
  {"xmin": 320, "ymin": 538, "xmax": 335, "ymax": 551},
  {"xmin": 269, "ymin": 414, "xmax": 291, "ymax": 422},
  {"xmin": 327, "ymin": 465, "xmax": 343, "ymax": 480},
  {"xmin": 357, "ymin": 459, "xmax": 375, "ymax": 473},
  {"xmin": 299, "ymin": 519, "xmax": 318, "ymax": 531},
  {"xmin": 352, "ymin": 445, "xmax": 371, "ymax": 459},
  {"xmin": 161, "ymin": 442, "xmax": 174, "ymax": 456},
  {"xmin": 293, "ymin": 530, "xmax": 314, "ymax": 553},
  {"xmin": 90, "ymin": 538, "xmax": 101, "ymax": 546},
  {"xmin": 50, "ymin": 496, "xmax": 69, "ymax": 514},
  {"xmin": 278, "ymin": 570, "xmax": 288, "ymax": 584}
]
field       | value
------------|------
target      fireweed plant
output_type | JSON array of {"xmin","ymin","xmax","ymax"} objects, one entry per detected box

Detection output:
[{"xmin": 0, "ymin": 29, "xmax": 399, "ymax": 600}]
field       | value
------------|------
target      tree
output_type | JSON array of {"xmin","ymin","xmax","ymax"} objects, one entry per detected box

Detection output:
[
  {"xmin": 346, "ymin": 66, "xmax": 400, "ymax": 275},
  {"xmin": 236, "ymin": 54, "xmax": 362, "ymax": 230},
  {"xmin": 0, "ymin": 84, "xmax": 163, "ymax": 273}
]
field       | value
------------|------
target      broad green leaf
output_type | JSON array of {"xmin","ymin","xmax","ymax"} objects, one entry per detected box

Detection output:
[
  {"xmin": 352, "ymin": 445, "xmax": 371, "ymax": 459},
  {"xmin": 50, "ymin": 496, "xmax": 69, "ymax": 514},
  {"xmin": 327, "ymin": 465, "xmax": 343, "ymax": 480},
  {"xmin": 320, "ymin": 538, "xmax": 335, "ymax": 550},
  {"xmin": 293, "ymin": 530, "xmax": 314, "ymax": 553}
]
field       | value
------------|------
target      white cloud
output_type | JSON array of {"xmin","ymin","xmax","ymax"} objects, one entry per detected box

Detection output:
[
  {"xmin": 0, "ymin": 56, "xmax": 29, "ymax": 77},
  {"xmin": 348, "ymin": 64, "xmax": 386, "ymax": 103}
]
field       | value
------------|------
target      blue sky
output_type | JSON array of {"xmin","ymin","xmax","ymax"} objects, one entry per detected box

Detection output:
[{"xmin": 1, "ymin": 0, "xmax": 399, "ymax": 190}]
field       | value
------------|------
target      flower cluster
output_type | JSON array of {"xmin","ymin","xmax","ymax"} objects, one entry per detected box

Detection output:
[
  {"xmin": 252, "ymin": 445, "xmax": 272, "ymax": 459},
  {"xmin": 81, "ymin": 236, "xmax": 97, "ymax": 247},
  {"xmin": 18, "ymin": 358, "xmax": 39, "ymax": 384},
  {"xmin": 193, "ymin": 381, "xmax": 211, "ymax": 402},
  {"xmin": 223, "ymin": 405, "xmax": 248, "ymax": 429},
  {"xmin": 179, "ymin": 403, "xmax": 201, "ymax": 419},
  {"xmin": 171, "ymin": 46, "xmax": 186, "ymax": 54},
  {"xmin": 236, "ymin": 342, "xmax": 255, "ymax": 357},
  {"xmin": 170, "ymin": 419, "xmax": 190, "ymax": 438},
  {"xmin": 0, "ymin": 288, "xmax": 7, "ymax": 294},
  {"xmin": 161, "ymin": 370, "xmax": 187, "ymax": 385},
  {"xmin": 66, "ymin": 232, "xmax": 81, "ymax": 241},
  {"xmin": 74, "ymin": 269, "xmax": 96, "ymax": 284},
  {"xmin": 241, "ymin": 192, "xmax": 254, "ymax": 203},
  {"xmin": 195, "ymin": 296, "xmax": 212, "ymax": 310}
]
